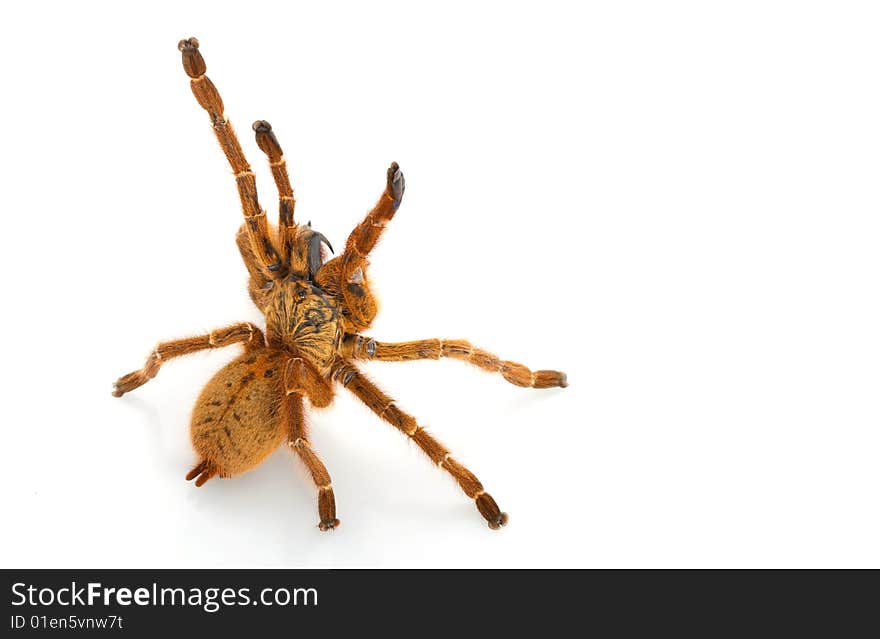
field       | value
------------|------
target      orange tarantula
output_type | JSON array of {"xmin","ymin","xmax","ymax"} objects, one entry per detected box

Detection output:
[{"xmin": 112, "ymin": 38, "xmax": 567, "ymax": 531}]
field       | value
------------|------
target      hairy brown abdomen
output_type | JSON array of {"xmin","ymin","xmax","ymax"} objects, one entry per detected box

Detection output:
[{"xmin": 190, "ymin": 349, "xmax": 286, "ymax": 477}]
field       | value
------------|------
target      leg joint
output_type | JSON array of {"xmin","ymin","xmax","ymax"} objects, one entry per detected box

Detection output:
[{"xmin": 377, "ymin": 399, "xmax": 395, "ymax": 418}]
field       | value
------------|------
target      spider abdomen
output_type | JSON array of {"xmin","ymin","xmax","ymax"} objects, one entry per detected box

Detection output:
[{"xmin": 190, "ymin": 349, "xmax": 286, "ymax": 477}]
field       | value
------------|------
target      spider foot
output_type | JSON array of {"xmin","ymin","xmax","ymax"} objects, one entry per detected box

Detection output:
[
  {"xmin": 318, "ymin": 518, "xmax": 341, "ymax": 531},
  {"xmin": 386, "ymin": 162, "xmax": 405, "ymax": 204},
  {"xmin": 177, "ymin": 36, "xmax": 199, "ymax": 52},
  {"xmin": 476, "ymin": 492, "xmax": 508, "ymax": 530},
  {"xmin": 488, "ymin": 513, "xmax": 509, "ymax": 530},
  {"xmin": 112, "ymin": 371, "xmax": 144, "ymax": 397},
  {"xmin": 252, "ymin": 120, "xmax": 283, "ymax": 160},
  {"xmin": 533, "ymin": 370, "xmax": 568, "ymax": 389},
  {"xmin": 177, "ymin": 37, "xmax": 206, "ymax": 79}
]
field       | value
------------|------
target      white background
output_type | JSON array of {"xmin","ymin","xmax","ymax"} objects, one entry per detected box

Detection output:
[{"xmin": 1, "ymin": 1, "xmax": 878, "ymax": 568}]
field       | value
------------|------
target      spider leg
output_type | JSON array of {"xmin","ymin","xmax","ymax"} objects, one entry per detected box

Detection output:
[
  {"xmin": 282, "ymin": 356, "xmax": 335, "ymax": 408},
  {"xmin": 177, "ymin": 38, "xmax": 282, "ymax": 279},
  {"xmin": 317, "ymin": 163, "xmax": 404, "ymax": 329},
  {"xmin": 333, "ymin": 361, "xmax": 508, "ymax": 530},
  {"xmin": 112, "ymin": 323, "xmax": 265, "ymax": 397},
  {"xmin": 343, "ymin": 162, "xmax": 405, "ymax": 262},
  {"xmin": 236, "ymin": 226, "xmax": 272, "ymax": 306},
  {"xmin": 283, "ymin": 393, "xmax": 340, "ymax": 531},
  {"xmin": 344, "ymin": 336, "xmax": 568, "ymax": 388},
  {"xmin": 252, "ymin": 120, "xmax": 297, "ymax": 267}
]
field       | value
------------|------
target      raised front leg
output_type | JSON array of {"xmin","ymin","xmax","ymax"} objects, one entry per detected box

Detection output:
[
  {"xmin": 112, "ymin": 323, "xmax": 264, "ymax": 397},
  {"xmin": 252, "ymin": 120, "xmax": 297, "ymax": 267},
  {"xmin": 342, "ymin": 162, "xmax": 405, "ymax": 264},
  {"xmin": 344, "ymin": 336, "xmax": 568, "ymax": 388},
  {"xmin": 318, "ymin": 163, "xmax": 404, "ymax": 330},
  {"xmin": 333, "ymin": 361, "xmax": 508, "ymax": 530},
  {"xmin": 178, "ymin": 38, "xmax": 282, "ymax": 279}
]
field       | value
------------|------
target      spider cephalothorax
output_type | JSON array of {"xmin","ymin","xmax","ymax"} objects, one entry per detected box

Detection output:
[
  {"xmin": 112, "ymin": 37, "xmax": 567, "ymax": 531},
  {"xmin": 264, "ymin": 275, "xmax": 341, "ymax": 373}
]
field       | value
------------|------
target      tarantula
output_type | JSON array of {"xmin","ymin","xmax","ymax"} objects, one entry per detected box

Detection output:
[{"xmin": 112, "ymin": 38, "xmax": 568, "ymax": 531}]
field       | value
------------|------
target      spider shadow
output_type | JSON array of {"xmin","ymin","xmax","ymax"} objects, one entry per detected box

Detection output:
[
  {"xmin": 490, "ymin": 385, "xmax": 570, "ymax": 422},
  {"xmin": 111, "ymin": 380, "xmax": 560, "ymax": 564},
  {"xmin": 114, "ymin": 394, "xmax": 170, "ymax": 465},
  {"xmin": 185, "ymin": 452, "xmax": 311, "ymax": 521},
  {"xmin": 116, "ymin": 393, "xmax": 352, "ymax": 560}
]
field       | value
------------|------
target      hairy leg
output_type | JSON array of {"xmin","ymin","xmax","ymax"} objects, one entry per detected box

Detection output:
[
  {"xmin": 342, "ymin": 162, "xmax": 405, "ymax": 263},
  {"xmin": 333, "ymin": 361, "xmax": 508, "ymax": 529},
  {"xmin": 344, "ymin": 336, "xmax": 568, "ymax": 388},
  {"xmin": 236, "ymin": 226, "xmax": 272, "ymax": 307},
  {"xmin": 282, "ymin": 357, "xmax": 334, "ymax": 408},
  {"xmin": 177, "ymin": 38, "xmax": 282, "ymax": 278},
  {"xmin": 112, "ymin": 323, "xmax": 265, "ymax": 397},
  {"xmin": 252, "ymin": 120, "xmax": 297, "ymax": 267},
  {"xmin": 319, "ymin": 163, "xmax": 404, "ymax": 329},
  {"xmin": 283, "ymin": 393, "xmax": 340, "ymax": 530}
]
